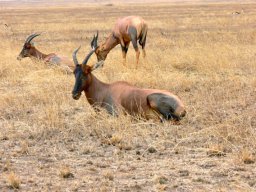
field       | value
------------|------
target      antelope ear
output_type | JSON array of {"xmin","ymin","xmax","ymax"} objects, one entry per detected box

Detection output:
[
  {"xmin": 95, "ymin": 47, "xmax": 100, "ymax": 54},
  {"xmin": 91, "ymin": 60, "xmax": 104, "ymax": 71}
]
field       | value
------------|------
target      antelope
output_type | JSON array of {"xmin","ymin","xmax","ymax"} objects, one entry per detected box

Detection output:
[
  {"xmin": 232, "ymin": 11, "xmax": 241, "ymax": 15},
  {"xmin": 17, "ymin": 33, "xmax": 73, "ymax": 73},
  {"xmin": 95, "ymin": 16, "xmax": 148, "ymax": 67},
  {"xmin": 72, "ymin": 34, "xmax": 186, "ymax": 122}
]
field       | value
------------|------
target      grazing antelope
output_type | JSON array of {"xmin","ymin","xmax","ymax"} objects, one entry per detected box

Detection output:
[
  {"xmin": 232, "ymin": 10, "xmax": 244, "ymax": 15},
  {"xmin": 17, "ymin": 33, "xmax": 73, "ymax": 73},
  {"xmin": 72, "ymin": 35, "xmax": 186, "ymax": 122},
  {"xmin": 232, "ymin": 11, "xmax": 241, "ymax": 15},
  {"xmin": 95, "ymin": 16, "xmax": 148, "ymax": 67}
]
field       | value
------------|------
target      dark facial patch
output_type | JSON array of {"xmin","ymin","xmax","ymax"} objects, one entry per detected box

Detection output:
[
  {"xmin": 18, "ymin": 43, "xmax": 32, "ymax": 58},
  {"xmin": 72, "ymin": 65, "xmax": 87, "ymax": 99}
]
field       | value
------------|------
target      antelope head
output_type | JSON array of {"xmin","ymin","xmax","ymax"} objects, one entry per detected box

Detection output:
[
  {"xmin": 94, "ymin": 32, "xmax": 109, "ymax": 61},
  {"xmin": 72, "ymin": 34, "xmax": 104, "ymax": 100},
  {"xmin": 17, "ymin": 33, "xmax": 40, "ymax": 60}
]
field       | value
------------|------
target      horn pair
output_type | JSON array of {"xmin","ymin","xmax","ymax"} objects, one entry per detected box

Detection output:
[
  {"xmin": 25, "ymin": 33, "xmax": 41, "ymax": 44},
  {"xmin": 73, "ymin": 32, "xmax": 99, "ymax": 66}
]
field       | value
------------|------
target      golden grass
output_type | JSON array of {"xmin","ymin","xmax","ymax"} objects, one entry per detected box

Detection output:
[
  {"xmin": 0, "ymin": 1, "xmax": 256, "ymax": 191},
  {"xmin": 60, "ymin": 165, "xmax": 74, "ymax": 178},
  {"xmin": 6, "ymin": 172, "xmax": 20, "ymax": 189}
]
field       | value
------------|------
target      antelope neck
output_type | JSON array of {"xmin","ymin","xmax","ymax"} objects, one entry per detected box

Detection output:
[
  {"xmin": 32, "ymin": 47, "xmax": 48, "ymax": 60},
  {"xmin": 103, "ymin": 34, "xmax": 119, "ymax": 51},
  {"xmin": 84, "ymin": 73, "xmax": 109, "ymax": 103}
]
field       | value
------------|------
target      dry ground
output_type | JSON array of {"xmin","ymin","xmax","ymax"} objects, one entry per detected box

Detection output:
[{"xmin": 0, "ymin": 1, "xmax": 256, "ymax": 191}]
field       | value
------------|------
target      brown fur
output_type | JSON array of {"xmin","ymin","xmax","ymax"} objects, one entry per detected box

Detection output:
[
  {"xmin": 73, "ymin": 34, "xmax": 185, "ymax": 122},
  {"xmin": 17, "ymin": 37, "xmax": 74, "ymax": 73},
  {"xmin": 95, "ymin": 16, "xmax": 148, "ymax": 67},
  {"xmin": 75, "ymin": 65, "xmax": 186, "ymax": 121}
]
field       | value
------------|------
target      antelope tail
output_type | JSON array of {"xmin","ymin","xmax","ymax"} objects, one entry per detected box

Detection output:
[{"xmin": 139, "ymin": 24, "xmax": 148, "ymax": 46}]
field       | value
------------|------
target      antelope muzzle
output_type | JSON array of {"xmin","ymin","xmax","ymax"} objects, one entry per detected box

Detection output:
[
  {"xmin": 17, "ymin": 55, "xmax": 22, "ymax": 60},
  {"xmin": 173, "ymin": 107, "xmax": 186, "ymax": 121},
  {"xmin": 17, "ymin": 52, "xmax": 24, "ymax": 60},
  {"xmin": 72, "ymin": 92, "xmax": 81, "ymax": 100}
]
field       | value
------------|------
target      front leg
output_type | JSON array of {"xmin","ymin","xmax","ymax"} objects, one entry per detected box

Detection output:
[
  {"xmin": 121, "ymin": 42, "xmax": 130, "ymax": 66},
  {"xmin": 120, "ymin": 38, "xmax": 127, "ymax": 66},
  {"xmin": 102, "ymin": 96, "xmax": 118, "ymax": 116}
]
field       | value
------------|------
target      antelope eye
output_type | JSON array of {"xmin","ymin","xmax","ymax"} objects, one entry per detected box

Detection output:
[{"xmin": 25, "ymin": 44, "xmax": 31, "ymax": 49}]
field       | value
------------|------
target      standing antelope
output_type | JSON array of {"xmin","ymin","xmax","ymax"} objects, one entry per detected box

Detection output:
[
  {"xmin": 95, "ymin": 16, "xmax": 148, "ymax": 67},
  {"xmin": 17, "ymin": 33, "xmax": 73, "ymax": 73},
  {"xmin": 72, "ymin": 34, "xmax": 186, "ymax": 122}
]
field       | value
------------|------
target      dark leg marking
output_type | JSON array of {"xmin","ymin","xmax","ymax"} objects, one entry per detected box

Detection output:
[
  {"xmin": 141, "ymin": 33, "xmax": 147, "ymax": 49},
  {"xmin": 121, "ymin": 45, "xmax": 128, "ymax": 54},
  {"xmin": 128, "ymin": 26, "xmax": 138, "ymax": 51},
  {"xmin": 139, "ymin": 25, "xmax": 147, "ymax": 49}
]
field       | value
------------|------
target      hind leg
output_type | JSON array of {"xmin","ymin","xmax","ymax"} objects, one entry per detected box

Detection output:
[
  {"xmin": 147, "ymin": 93, "xmax": 185, "ymax": 122},
  {"xmin": 128, "ymin": 26, "xmax": 140, "ymax": 68},
  {"xmin": 141, "ymin": 35, "xmax": 147, "ymax": 58},
  {"xmin": 142, "ymin": 49, "xmax": 146, "ymax": 58}
]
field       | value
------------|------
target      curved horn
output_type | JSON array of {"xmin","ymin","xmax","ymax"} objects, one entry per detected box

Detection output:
[
  {"xmin": 82, "ymin": 49, "xmax": 95, "ymax": 65},
  {"xmin": 90, "ymin": 35, "xmax": 95, "ymax": 49},
  {"xmin": 91, "ymin": 31, "xmax": 98, "ymax": 49},
  {"xmin": 73, "ymin": 46, "xmax": 81, "ymax": 66},
  {"xmin": 82, "ymin": 33, "xmax": 99, "ymax": 65},
  {"xmin": 25, "ymin": 33, "xmax": 41, "ymax": 43},
  {"xmin": 91, "ymin": 60, "xmax": 104, "ymax": 71}
]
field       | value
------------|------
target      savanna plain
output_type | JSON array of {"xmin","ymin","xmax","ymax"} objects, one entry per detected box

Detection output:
[{"xmin": 0, "ymin": 1, "xmax": 256, "ymax": 191}]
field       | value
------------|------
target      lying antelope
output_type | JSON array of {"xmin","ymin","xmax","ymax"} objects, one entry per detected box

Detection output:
[
  {"xmin": 17, "ymin": 33, "xmax": 73, "ymax": 73},
  {"xmin": 72, "ymin": 35, "xmax": 186, "ymax": 122},
  {"xmin": 95, "ymin": 16, "xmax": 148, "ymax": 67}
]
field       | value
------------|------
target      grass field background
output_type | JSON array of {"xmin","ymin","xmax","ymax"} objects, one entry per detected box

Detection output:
[{"xmin": 0, "ymin": 1, "xmax": 256, "ymax": 191}]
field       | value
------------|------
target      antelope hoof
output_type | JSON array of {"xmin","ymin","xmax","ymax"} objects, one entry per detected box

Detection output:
[
  {"xmin": 135, "ymin": 61, "xmax": 139, "ymax": 68},
  {"xmin": 142, "ymin": 51, "xmax": 146, "ymax": 58}
]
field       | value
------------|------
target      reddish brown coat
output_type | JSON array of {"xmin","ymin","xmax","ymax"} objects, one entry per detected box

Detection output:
[
  {"xmin": 95, "ymin": 16, "xmax": 148, "ymax": 67},
  {"xmin": 72, "ymin": 35, "xmax": 186, "ymax": 122},
  {"xmin": 17, "ymin": 33, "xmax": 73, "ymax": 73}
]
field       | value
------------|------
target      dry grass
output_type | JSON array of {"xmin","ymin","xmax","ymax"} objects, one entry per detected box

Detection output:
[
  {"xmin": 6, "ymin": 172, "xmax": 20, "ymax": 189},
  {"xmin": 60, "ymin": 165, "xmax": 74, "ymax": 179},
  {"xmin": 0, "ymin": 0, "xmax": 256, "ymax": 191}
]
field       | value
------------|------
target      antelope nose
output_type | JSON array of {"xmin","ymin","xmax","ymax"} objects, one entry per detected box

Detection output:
[
  {"xmin": 72, "ymin": 94, "xmax": 78, "ymax": 100},
  {"xmin": 72, "ymin": 93, "xmax": 80, "ymax": 100}
]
